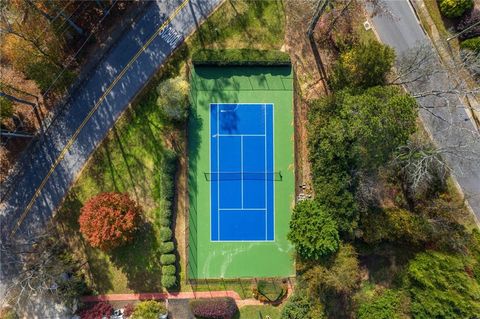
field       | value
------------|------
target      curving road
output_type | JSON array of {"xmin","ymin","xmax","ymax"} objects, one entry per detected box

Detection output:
[
  {"xmin": 367, "ymin": 0, "xmax": 480, "ymax": 223},
  {"xmin": 0, "ymin": 0, "xmax": 222, "ymax": 242}
]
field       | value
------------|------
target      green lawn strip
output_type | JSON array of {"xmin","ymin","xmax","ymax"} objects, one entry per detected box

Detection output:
[
  {"xmin": 189, "ymin": 0, "xmax": 285, "ymax": 50},
  {"xmin": 236, "ymin": 305, "xmax": 283, "ymax": 319},
  {"xmin": 188, "ymin": 65, "xmax": 294, "ymax": 279}
]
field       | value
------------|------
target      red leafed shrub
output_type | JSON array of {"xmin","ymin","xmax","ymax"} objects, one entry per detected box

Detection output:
[
  {"xmin": 78, "ymin": 302, "xmax": 113, "ymax": 319},
  {"xmin": 123, "ymin": 303, "xmax": 135, "ymax": 318},
  {"xmin": 189, "ymin": 297, "xmax": 238, "ymax": 319},
  {"xmin": 79, "ymin": 192, "xmax": 141, "ymax": 251}
]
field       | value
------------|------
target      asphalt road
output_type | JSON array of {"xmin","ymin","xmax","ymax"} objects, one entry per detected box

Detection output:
[
  {"xmin": 0, "ymin": 0, "xmax": 222, "ymax": 240},
  {"xmin": 0, "ymin": 0, "xmax": 221, "ymax": 315},
  {"xmin": 368, "ymin": 0, "xmax": 480, "ymax": 222}
]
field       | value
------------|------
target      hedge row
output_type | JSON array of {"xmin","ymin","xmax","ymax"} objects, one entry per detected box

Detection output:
[
  {"xmin": 189, "ymin": 297, "xmax": 238, "ymax": 319},
  {"xmin": 192, "ymin": 49, "xmax": 291, "ymax": 66},
  {"xmin": 155, "ymin": 151, "xmax": 178, "ymax": 290}
]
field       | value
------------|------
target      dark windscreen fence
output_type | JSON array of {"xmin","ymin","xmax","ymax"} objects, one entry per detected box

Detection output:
[{"xmin": 204, "ymin": 171, "xmax": 282, "ymax": 181}]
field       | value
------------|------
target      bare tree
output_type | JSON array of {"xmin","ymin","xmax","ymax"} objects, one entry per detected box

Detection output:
[{"xmin": 0, "ymin": 227, "xmax": 87, "ymax": 314}]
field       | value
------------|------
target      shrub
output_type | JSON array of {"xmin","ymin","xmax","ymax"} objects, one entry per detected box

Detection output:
[
  {"xmin": 78, "ymin": 302, "xmax": 113, "ymax": 319},
  {"xmin": 160, "ymin": 254, "xmax": 176, "ymax": 265},
  {"xmin": 131, "ymin": 300, "xmax": 167, "ymax": 319},
  {"xmin": 158, "ymin": 217, "xmax": 170, "ymax": 227},
  {"xmin": 357, "ymin": 289, "xmax": 410, "ymax": 319},
  {"xmin": 159, "ymin": 227, "xmax": 172, "ymax": 242},
  {"xmin": 162, "ymin": 265, "xmax": 176, "ymax": 276},
  {"xmin": 288, "ymin": 200, "xmax": 339, "ymax": 260},
  {"xmin": 461, "ymin": 36, "xmax": 480, "ymax": 52},
  {"xmin": 192, "ymin": 49, "xmax": 291, "ymax": 66},
  {"xmin": 456, "ymin": 9, "xmax": 480, "ymax": 39},
  {"xmin": 79, "ymin": 192, "xmax": 141, "ymax": 251},
  {"xmin": 253, "ymin": 280, "xmax": 288, "ymax": 303},
  {"xmin": 161, "ymin": 275, "xmax": 177, "ymax": 289},
  {"xmin": 156, "ymin": 76, "xmax": 189, "ymax": 121},
  {"xmin": 438, "ymin": 0, "xmax": 474, "ymax": 18},
  {"xmin": 123, "ymin": 303, "xmax": 135, "ymax": 318},
  {"xmin": 159, "ymin": 241, "xmax": 174, "ymax": 254},
  {"xmin": 189, "ymin": 297, "xmax": 239, "ymax": 319}
]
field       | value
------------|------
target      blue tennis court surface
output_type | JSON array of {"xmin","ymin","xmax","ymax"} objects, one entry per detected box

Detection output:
[{"xmin": 210, "ymin": 103, "xmax": 274, "ymax": 241}]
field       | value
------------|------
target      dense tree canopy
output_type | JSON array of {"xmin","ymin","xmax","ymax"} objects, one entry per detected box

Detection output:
[
  {"xmin": 79, "ymin": 192, "xmax": 141, "ymax": 251},
  {"xmin": 405, "ymin": 251, "xmax": 480, "ymax": 318},
  {"xmin": 288, "ymin": 200, "xmax": 339, "ymax": 260},
  {"xmin": 330, "ymin": 40, "xmax": 395, "ymax": 90},
  {"xmin": 308, "ymin": 86, "xmax": 417, "ymax": 232}
]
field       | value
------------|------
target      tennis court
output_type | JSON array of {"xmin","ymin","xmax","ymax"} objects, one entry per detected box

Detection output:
[
  {"xmin": 189, "ymin": 65, "xmax": 294, "ymax": 279},
  {"xmin": 210, "ymin": 103, "xmax": 277, "ymax": 241}
]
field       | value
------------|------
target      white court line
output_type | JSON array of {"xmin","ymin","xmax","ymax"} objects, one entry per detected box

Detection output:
[
  {"xmin": 264, "ymin": 103, "xmax": 268, "ymax": 241},
  {"xmin": 241, "ymin": 136, "xmax": 244, "ymax": 209},
  {"xmin": 272, "ymin": 103, "xmax": 275, "ymax": 242},
  {"xmin": 219, "ymin": 208, "xmax": 267, "ymax": 211},
  {"xmin": 217, "ymin": 103, "xmax": 220, "ymax": 240},
  {"xmin": 217, "ymin": 134, "xmax": 265, "ymax": 137}
]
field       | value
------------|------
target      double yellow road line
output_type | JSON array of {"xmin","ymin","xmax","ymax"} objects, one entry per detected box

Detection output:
[{"xmin": 10, "ymin": 0, "xmax": 191, "ymax": 237}]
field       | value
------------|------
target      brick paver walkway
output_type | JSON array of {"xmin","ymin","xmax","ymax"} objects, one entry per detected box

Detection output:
[{"xmin": 81, "ymin": 291, "xmax": 242, "ymax": 302}]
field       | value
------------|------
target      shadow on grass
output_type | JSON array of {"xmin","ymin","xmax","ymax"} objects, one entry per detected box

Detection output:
[{"xmin": 110, "ymin": 222, "xmax": 163, "ymax": 292}]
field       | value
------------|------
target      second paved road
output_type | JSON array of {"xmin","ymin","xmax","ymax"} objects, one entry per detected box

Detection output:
[{"xmin": 368, "ymin": 0, "xmax": 480, "ymax": 222}]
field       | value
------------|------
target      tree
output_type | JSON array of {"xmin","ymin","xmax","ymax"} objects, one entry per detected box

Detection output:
[
  {"xmin": 405, "ymin": 251, "xmax": 480, "ymax": 318},
  {"xmin": 131, "ymin": 300, "xmax": 167, "ymax": 319},
  {"xmin": 303, "ymin": 244, "xmax": 361, "ymax": 317},
  {"xmin": 360, "ymin": 208, "xmax": 430, "ymax": 245},
  {"xmin": 288, "ymin": 200, "xmax": 339, "ymax": 260},
  {"xmin": 0, "ymin": 227, "xmax": 89, "ymax": 312},
  {"xmin": 308, "ymin": 86, "xmax": 417, "ymax": 232},
  {"xmin": 79, "ymin": 192, "xmax": 141, "ymax": 251},
  {"xmin": 156, "ymin": 76, "xmax": 190, "ymax": 121},
  {"xmin": 438, "ymin": 0, "xmax": 474, "ymax": 18},
  {"xmin": 330, "ymin": 40, "xmax": 395, "ymax": 90}
]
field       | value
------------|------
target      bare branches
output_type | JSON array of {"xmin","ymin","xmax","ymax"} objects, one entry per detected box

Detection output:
[{"xmin": 0, "ymin": 228, "xmax": 84, "ymax": 313}]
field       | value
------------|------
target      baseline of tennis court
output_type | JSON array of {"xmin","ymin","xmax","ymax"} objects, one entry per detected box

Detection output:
[{"xmin": 210, "ymin": 103, "xmax": 275, "ymax": 241}]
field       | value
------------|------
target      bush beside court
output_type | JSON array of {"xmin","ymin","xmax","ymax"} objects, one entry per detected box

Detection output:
[{"xmin": 189, "ymin": 297, "xmax": 239, "ymax": 319}]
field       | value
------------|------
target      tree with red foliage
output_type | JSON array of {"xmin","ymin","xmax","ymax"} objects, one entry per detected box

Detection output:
[
  {"xmin": 79, "ymin": 192, "xmax": 141, "ymax": 251},
  {"xmin": 78, "ymin": 302, "xmax": 113, "ymax": 319}
]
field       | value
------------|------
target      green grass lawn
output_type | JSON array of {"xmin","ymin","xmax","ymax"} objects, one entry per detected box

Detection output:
[
  {"xmin": 56, "ymin": 87, "xmax": 178, "ymax": 293},
  {"xmin": 56, "ymin": 0, "xmax": 286, "ymax": 294},
  {"xmin": 236, "ymin": 305, "xmax": 283, "ymax": 319}
]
